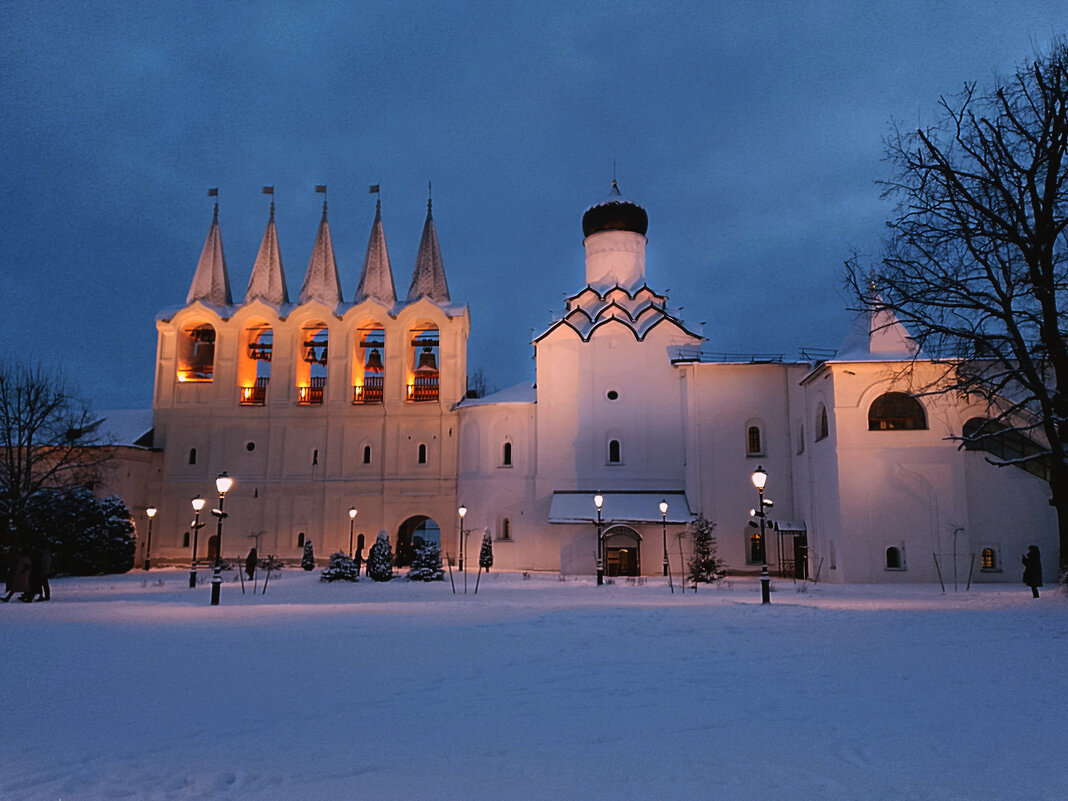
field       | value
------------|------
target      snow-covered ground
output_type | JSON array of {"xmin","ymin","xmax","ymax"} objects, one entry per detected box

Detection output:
[{"xmin": 2, "ymin": 568, "xmax": 1065, "ymax": 801}]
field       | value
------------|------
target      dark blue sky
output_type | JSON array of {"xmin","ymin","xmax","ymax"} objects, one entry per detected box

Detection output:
[{"xmin": 1, "ymin": 1, "xmax": 1062, "ymax": 409}]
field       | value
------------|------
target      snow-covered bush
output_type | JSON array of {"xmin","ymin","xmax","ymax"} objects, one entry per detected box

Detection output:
[
  {"xmin": 408, "ymin": 539, "xmax": 444, "ymax": 581},
  {"xmin": 320, "ymin": 551, "xmax": 360, "ymax": 582},
  {"xmin": 301, "ymin": 539, "xmax": 315, "ymax": 570},
  {"xmin": 366, "ymin": 531, "xmax": 393, "ymax": 581},
  {"xmin": 479, "ymin": 531, "xmax": 493, "ymax": 570},
  {"xmin": 24, "ymin": 487, "xmax": 135, "ymax": 575}
]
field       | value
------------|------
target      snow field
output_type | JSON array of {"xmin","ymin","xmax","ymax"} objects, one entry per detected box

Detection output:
[{"xmin": 2, "ymin": 569, "xmax": 1065, "ymax": 800}]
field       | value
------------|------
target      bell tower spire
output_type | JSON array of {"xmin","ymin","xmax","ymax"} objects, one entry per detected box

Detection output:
[
  {"xmin": 406, "ymin": 186, "xmax": 451, "ymax": 304},
  {"xmin": 355, "ymin": 193, "xmax": 397, "ymax": 306},
  {"xmin": 186, "ymin": 189, "xmax": 233, "ymax": 307},
  {"xmin": 298, "ymin": 186, "xmax": 343, "ymax": 307},
  {"xmin": 245, "ymin": 187, "xmax": 289, "ymax": 306}
]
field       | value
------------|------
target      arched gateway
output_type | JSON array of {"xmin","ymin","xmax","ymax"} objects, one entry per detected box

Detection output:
[
  {"xmin": 396, "ymin": 516, "xmax": 442, "ymax": 567},
  {"xmin": 603, "ymin": 525, "xmax": 641, "ymax": 577}
]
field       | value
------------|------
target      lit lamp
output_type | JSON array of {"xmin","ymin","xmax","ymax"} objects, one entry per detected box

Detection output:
[
  {"xmin": 348, "ymin": 507, "xmax": 358, "ymax": 558},
  {"xmin": 210, "ymin": 471, "xmax": 234, "ymax": 606},
  {"xmin": 659, "ymin": 499, "xmax": 669, "ymax": 578},
  {"xmin": 458, "ymin": 504, "xmax": 468, "ymax": 592},
  {"xmin": 144, "ymin": 506, "xmax": 157, "ymax": 570},
  {"xmin": 594, "ymin": 493, "xmax": 604, "ymax": 586},
  {"xmin": 751, "ymin": 465, "xmax": 771, "ymax": 605},
  {"xmin": 190, "ymin": 496, "xmax": 206, "ymax": 588}
]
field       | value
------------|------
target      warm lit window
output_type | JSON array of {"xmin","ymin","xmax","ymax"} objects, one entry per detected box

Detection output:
[
  {"xmin": 981, "ymin": 547, "xmax": 998, "ymax": 570},
  {"xmin": 354, "ymin": 326, "xmax": 385, "ymax": 404},
  {"xmin": 747, "ymin": 426, "xmax": 762, "ymax": 455},
  {"xmin": 868, "ymin": 392, "xmax": 927, "ymax": 431},
  {"xmin": 749, "ymin": 532, "xmax": 764, "ymax": 563},
  {"xmin": 408, "ymin": 326, "xmax": 440, "ymax": 402},
  {"xmin": 240, "ymin": 325, "xmax": 272, "ymax": 404},
  {"xmin": 298, "ymin": 323, "xmax": 328, "ymax": 404}
]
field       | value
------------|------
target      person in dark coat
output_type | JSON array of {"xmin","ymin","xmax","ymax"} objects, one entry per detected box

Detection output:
[
  {"xmin": 2, "ymin": 550, "xmax": 32, "ymax": 602},
  {"xmin": 1022, "ymin": 545, "xmax": 1043, "ymax": 598},
  {"xmin": 245, "ymin": 547, "xmax": 258, "ymax": 582}
]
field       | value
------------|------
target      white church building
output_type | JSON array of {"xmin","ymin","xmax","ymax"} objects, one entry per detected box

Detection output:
[{"xmin": 126, "ymin": 183, "xmax": 1057, "ymax": 585}]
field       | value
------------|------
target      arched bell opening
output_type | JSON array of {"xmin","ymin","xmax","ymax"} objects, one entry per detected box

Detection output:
[
  {"xmin": 177, "ymin": 322, "xmax": 216, "ymax": 383},
  {"xmin": 408, "ymin": 325, "xmax": 439, "ymax": 402},
  {"xmin": 354, "ymin": 325, "xmax": 385, "ymax": 404},
  {"xmin": 298, "ymin": 323, "xmax": 329, "ymax": 404}
]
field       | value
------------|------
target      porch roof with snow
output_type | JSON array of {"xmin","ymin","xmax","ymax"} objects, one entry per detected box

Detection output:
[{"xmin": 548, "ymin": 491, "xmax": 692, "ymax": 524}]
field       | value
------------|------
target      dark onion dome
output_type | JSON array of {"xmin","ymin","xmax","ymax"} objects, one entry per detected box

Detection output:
[{"xmin": 582, "ymin": 180, "xmax": 649, "ymax": 238}]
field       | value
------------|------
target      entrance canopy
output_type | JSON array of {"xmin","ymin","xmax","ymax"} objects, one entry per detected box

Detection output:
[{"xmin": 548, "ymin": 491, "xmax": 692, "ymax": 524}]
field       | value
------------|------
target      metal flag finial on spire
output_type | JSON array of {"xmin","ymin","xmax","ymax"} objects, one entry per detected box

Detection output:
[
  {"xmin": 263, "ymin": 186, "xmax": 275, "ymax": 221},
  {"xmin": 208, "ymin": 187, "xmax": 219, "ymax": 220},
  {"xmin": 315, "ymin": 184, "xmax": 327, "ymax": 218}
]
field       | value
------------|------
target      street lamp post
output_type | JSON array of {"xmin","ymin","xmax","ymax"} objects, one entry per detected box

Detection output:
[
  {"xmin": 211, "ymin": 471, "xmax": 234, "ymax": 606},
  {"xmin": 594, "ymin": 493, "xmax": 604, "ymax": 586},
  {"xmin": 458, "ymin": 504, "xmax": 468, "ymax": 593},
  {"xmin": 751, "ymin": 465, "xmax": 771, "ymax": 605},
  {"xmin": 348, "ymin": 507, "xmax": 358, "ymax": 558},
  {"xmin": 190, "ymin": 496, "xmax": 205, "ymax": 588},
  {"xmin": 659, "ymin": 499, "xmax": 669, "ymax": 577},
  {"xmin": 144, "ymin": 506, "xmax": 157, "ymax": 570}
]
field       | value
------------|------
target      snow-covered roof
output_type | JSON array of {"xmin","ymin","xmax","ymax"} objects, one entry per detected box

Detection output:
[
  {"xmin": 245, "ymin": 203, "xmax": 289, "ymax": 306},
  {"xmin": 459, "ymin": 382, "xmax": 537, "ymax": 407},
  {"xmin": 354, "ymin": 200, "xmax": 397, "ymax": 306},
  {"xmin": 549, "ymin": 491, "xmax": 692, "ymax": 524},
  {"xmin": 95, "ymin": 409, "xmax": 154, "ymax": 447},
  {"xmin": 186, "ymin": 205, "xmax": 233, "ymax": 307},
  {"xmin": 298, "ymin": 204, "xmax": 343, "ymax": 307},
  {"xmin": 406, "ymin": 200, "xmax": 450, "ymax": 304}
]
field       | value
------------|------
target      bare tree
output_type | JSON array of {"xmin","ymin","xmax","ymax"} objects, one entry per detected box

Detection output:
[
  {"xmin": 846, "ymin": 40, "xmax": 1068, "ymax": 580},
  {"xmin": 0, "ymin": 362, "xmax": 112, "ymax": 552}
]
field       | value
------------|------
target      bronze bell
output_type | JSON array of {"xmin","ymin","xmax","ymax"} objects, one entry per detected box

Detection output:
[
  {"xmin": 364, "ymin": 347, "xmax": 384, "ymax": 373},
  {"xmin": 415, "ymin": 346, "xmax": 437, "ymax": 373}
]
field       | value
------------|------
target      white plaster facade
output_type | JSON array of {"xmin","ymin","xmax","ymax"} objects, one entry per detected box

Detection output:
[{"xmin": 126, "ymin": 185, "xmax": 1057, "ymax": 585}]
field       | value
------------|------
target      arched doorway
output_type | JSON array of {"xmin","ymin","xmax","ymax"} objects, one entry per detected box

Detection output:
[
  {"xmin": 603, "ymin": 525, "xmax": 641, "ymax": 577},
  {"xmin": 396, "ymin": 516, "xmax": 442, "ymax": 567}
]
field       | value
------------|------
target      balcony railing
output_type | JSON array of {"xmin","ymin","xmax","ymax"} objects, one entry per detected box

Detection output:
[
  {"xmin": 298, "ymin": 376, "xmax": 327, "ymax": 405},
  {"xmin": 240, "ymin": 377, "xmax": 269, "ymax": 405},
  {"xmin": 407, "ymin": 376, "xmax": 439, "ymax": 402},
  {"xmin": 353, "ymin": 375, "xmax": 384, "ymax": 404}
]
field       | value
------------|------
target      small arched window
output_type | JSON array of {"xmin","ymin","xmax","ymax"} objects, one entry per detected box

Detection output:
[
  {"xmin": 501, "ymin": 518, "xmax": 511, "ymax": 540},
  {"xmin": 815, "ymin": 406, "xmax": 829, "ymax": 441},
  {"xmin": 182, "ymin": 532, "xmax": 190, "ymax": 548},
  {"xmin": 312, "ymin": 449, "xmax": 319, "ymax": 466},
  {"xmin": 981, "ymin": 547, "xmax": 997, "ymax": 570},
  {"xmin": 188, "ymin": 448, "xmax": 197, "ymax": 465},
  {"xmin": 363, "ymin": 445, "xmax": 372, "ymax": 465},
  {"xmin": 885, "ymin": 546, "xmax": 905, "ymax": 570},
  {"xmin": 869, "ymin": 392, "xmax": 927, "ymax": 431},
  {"xmin": 502, "ymin": 441, "xmax": 512, "ymax": 466},
  {"xmin": 297, "ymin": 532, "xmax": 305, "ymax": 548},
  {"xmin": 608, "ymin": 439, "xmax": 622, "ymax": 464},
  {"xmin": 418, "ymin": 443, "xmax": 427, "ymax": 464},
  {"xmin": 746, "ymin": 426, "xmax": 762, "ymax": 455}
]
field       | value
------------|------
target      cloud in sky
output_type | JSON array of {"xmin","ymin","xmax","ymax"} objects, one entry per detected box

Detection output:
[{"xmin": 0, "ymin": 1, "xmax": 1063, "ymax": 407}]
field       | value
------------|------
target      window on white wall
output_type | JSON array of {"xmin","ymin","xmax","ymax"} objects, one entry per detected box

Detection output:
[
  {"xmin": 746, "ymin": 425, "xmax": 763, "ymax": 455},
  {"xmin": 885, "ymin": 546, "xmax": 906, "ymax": 570},
  {"xmin": 502, "ymin": 441, "xmax": 512, "ymax": 466},
  {"xmin": 363, "ymin": 445, "xmax": 372, "ymax": 465},
  {"xmin": 869, "ymin": 392, "xmax": 927, "ymax": 431},
  {"xmin": 815, "ymin": 406, "xmax": 829, "ymax": 441},
  {"xmin": 499, "ymin": 518, "xmax": 512, "ymax": 541},
  {"xmin": 608, "ymin": 438, "xmax": 622, "ymax": 464},
  {"xmin": 418, "ymin": 443, "xmax": 427, "ymax": 464}
]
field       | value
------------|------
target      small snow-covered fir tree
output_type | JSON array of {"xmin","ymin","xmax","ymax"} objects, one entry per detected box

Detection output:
[
  {"xmin": 301, "ymin": 539, "xmax": 315, "ymax": 570},
  {"xmin": 367, "ymin": 531, "xmax": 394, "ymax": 582},
  {"xmin": 320, "ymin": 551, "xmax": 360, "ymax": 582},
  {"xmin": 686, "ymin": 514, "xmax": 725, "ymax": 588},
  {"xmin": 479, "ymin": 531, "xmax": 493, "ymax": 571},
  {"xmin": 408, "ymin": 539, "xmax": 445, "ymax": 581}
]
